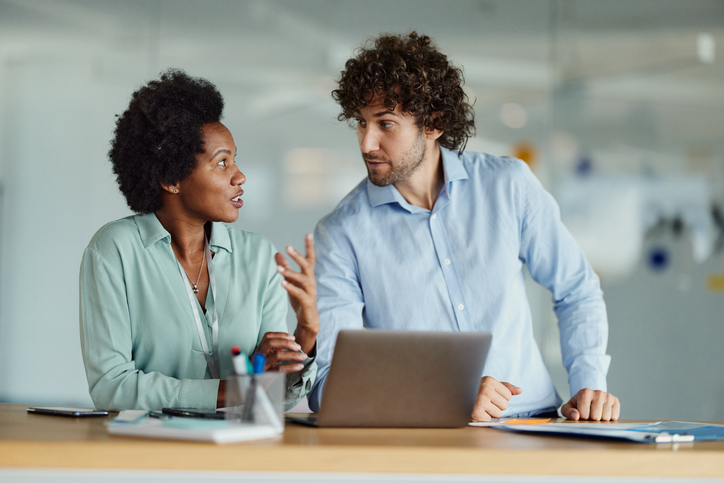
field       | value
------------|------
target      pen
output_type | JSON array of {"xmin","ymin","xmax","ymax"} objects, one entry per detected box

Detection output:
[
  {"xmin": 231, "ymin": 346, "xmax": 249, "ymax": 420},
  {"xmin": 147, "ymin": 410, "xmax": 170, "ymax": 420},
  {"xmin": 230, "ymin": 346, "xmax": 248, "ymax": 376},
  {"xmin": 252, "ymin": 353, "xmax": 266, "ymax": 375},
  {"xmin": 241, "ymin": 354, "xmax": 266, "ymax": 423}
]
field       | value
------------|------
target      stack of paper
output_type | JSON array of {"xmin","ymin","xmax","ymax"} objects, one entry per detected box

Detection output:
[{"xmin": 107, "ymin": 410, "xmax": 283, "ymax": 443}]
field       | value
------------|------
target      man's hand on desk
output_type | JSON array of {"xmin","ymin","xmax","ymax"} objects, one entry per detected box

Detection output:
[
  {"xmin": 561, "ymin": 388, "xmax": 620, "ymax": 421},
  {"xmin": 470, "ymin": 376, "xmax": 522, "ymax": 422}
]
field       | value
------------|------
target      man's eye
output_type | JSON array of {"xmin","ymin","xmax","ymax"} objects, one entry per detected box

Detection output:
[
  {"xmin": 381, "ymin": 122, "xmax": 393, "ymax": 128},
  {"xmin": 355, "ymin": 118, "xmax": 366, "ymax": 127}
]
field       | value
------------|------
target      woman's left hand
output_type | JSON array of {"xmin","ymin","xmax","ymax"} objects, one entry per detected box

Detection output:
[
  {"xmin": 253, "ymin": 332, "xmax": 307, "ymax": 373},
  {"xmin": 275, "ymin": 233, "xmax": 319, "ymax": 355}
]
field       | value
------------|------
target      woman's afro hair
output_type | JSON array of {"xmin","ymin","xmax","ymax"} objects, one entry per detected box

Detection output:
[
  {"xmin": 109, "ymin": 68, "xmax": 224, "ymax": 213},
  {"xmin": 332, "ymin": 32, "xmax": 475, "ymax": 153}
]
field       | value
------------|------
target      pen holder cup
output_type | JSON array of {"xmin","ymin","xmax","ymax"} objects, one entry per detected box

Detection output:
[{"xmin": 224, "ymin": 373, "xmax": 285, "ymax": 431}]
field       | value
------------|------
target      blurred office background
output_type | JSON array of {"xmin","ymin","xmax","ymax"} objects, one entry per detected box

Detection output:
[{"xmin": 0, "ymin": 0, "xmax": 722, "ymax": 420}]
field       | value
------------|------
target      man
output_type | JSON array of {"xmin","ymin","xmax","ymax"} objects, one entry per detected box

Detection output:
[{"xmin": 309, "ymin": 32, "xmax": 620, "ymax": 421}]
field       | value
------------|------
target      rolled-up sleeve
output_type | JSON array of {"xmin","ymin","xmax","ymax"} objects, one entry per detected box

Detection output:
[
  {"xmin": 79, "ymin": 246, "xmax": 219, "ymax": 411},
  {"xmin": 255, "ymin": 241, "xmax": 318, "ymax": 411}
]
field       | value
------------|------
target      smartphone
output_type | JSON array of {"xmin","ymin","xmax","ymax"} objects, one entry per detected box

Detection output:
[
  {"xmin": 161, "ymin": 408, "xmax": 226, "ymax": 419},
  {"xmin": 27, "ymin": 406, "xmax": 109, "ymax": 417}
]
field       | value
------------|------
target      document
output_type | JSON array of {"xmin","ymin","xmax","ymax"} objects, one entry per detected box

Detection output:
[
  {"xmin": 491, "ymin": 421, "xmax": 724, "ymax": 443},
  {"xmin": 469, "ymin": 418, "xmax": 550, "ymax": 427}
]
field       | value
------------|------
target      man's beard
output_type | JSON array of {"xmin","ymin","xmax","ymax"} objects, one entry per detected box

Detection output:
[{"xmin": 365, "ymin": 130, "xmax": 426, "ymax": 187}]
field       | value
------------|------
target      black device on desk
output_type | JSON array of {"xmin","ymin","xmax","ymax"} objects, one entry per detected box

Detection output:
[
  {"xmin": 161, "ymin": 408, "xmax": 226, "ymax": 419},
  {"xmin": 27, "ymin": 406, "xmax": 109, "ymax": 417}
]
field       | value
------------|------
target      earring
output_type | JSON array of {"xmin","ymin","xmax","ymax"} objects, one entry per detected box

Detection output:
[{"xmin": 173, "ymin": 188, "xmax": 178, "ymax": 194}]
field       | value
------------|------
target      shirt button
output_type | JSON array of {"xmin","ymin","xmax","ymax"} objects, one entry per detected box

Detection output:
[
  {"xmin": 458, "ymin": 304, "xmax": 464, "ymax": 310},
  {"xmin": 431, "ymin": 214, "xmax": 437, "ymax": 220},
  {"xmin": 444, "ymin": 259, "xmax": 451, "ymax": 265}
]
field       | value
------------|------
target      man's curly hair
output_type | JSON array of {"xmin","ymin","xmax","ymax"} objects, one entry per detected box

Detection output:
[
  {"xmin": 332, "ymin": 32, "xmax": 475, "ymax": 153},
  {"xmin": 109, "ymin": 68, "xmax": 224, "ymax": 213}
]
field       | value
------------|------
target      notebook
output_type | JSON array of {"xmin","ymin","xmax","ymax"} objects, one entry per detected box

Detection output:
[
  {"xmin": 107, "ymin": 410, "xmax": 282, "ymax": 443},
  {"xmin": 287, "ymin": 330, "xmax": 491, "ymax": 428}
]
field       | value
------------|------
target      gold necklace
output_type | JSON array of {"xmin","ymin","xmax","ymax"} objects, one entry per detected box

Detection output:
[{"xmin": 181, "ymin": 248, "xmax": 206, "ymax": 294}]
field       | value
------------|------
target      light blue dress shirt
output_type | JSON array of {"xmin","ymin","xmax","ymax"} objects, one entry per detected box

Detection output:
[
  {"xmin": 309, "ymin": 147, "xmax": 610, "ymax": 417},
  {"xmin": 79, "ymin": 213, "xmax": 316, "ymax": 411}
]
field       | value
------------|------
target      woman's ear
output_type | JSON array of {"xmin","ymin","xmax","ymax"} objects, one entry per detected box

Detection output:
[{"xmin": 160, "ymin": 182, "xmax": 180, "ymax": 194}]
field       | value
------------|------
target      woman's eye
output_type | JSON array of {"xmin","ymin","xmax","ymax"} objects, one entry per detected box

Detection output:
[{"xmin": 217, "ymin": 159, "xmax": 227, "ymax": 167}]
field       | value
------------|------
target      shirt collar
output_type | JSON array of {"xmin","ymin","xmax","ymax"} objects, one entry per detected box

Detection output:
[
  {"xmin": 366, "ymin": 179, "xmax": 407, "ymax": 208},
  {"xmin": 208, "ymin": 222, "xmax": 232, "ymax": 253},
  {"xmin": 135, "ymin": 213, "xmax": 232, "ymax": 253},
  {"xmin": 440, "ymin": 146, "xmax": 469, "ymax": 184},
  {"xmin": 135, "ymin": 213, "xmax": 170, "ymax": 248},
  {"xmin": 366, "ymin": 146, "xmax": 469, "ymax": 209}
]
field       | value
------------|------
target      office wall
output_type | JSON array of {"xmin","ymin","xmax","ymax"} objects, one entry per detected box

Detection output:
[
  {"xmin": 607, "ymin": 232, "xmax": 724, "ymax": 420},
  {"xmin": 0, "ymin": 0, "xmax": 722, "ymax": 420}
]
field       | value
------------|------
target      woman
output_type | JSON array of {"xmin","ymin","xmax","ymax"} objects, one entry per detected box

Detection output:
[{"xmin": 80, "ymin": 69, "xmax": 318, "ymax": 411}]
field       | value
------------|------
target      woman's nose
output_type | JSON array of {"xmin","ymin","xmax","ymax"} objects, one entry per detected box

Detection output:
[{"xmin": 233, "ymin": 166, "xmax": 246, "ymax": 186}]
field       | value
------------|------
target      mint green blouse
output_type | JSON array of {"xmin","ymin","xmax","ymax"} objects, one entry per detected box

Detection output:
[{"xmin": 79, "ymin": 213, "xmax": 316, "ymax": 411}]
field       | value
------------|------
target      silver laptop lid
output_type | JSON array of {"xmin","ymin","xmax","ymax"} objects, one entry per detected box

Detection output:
[{"xmin": 318, "ymin": 330, "xmax": 492, "ymax": 428}]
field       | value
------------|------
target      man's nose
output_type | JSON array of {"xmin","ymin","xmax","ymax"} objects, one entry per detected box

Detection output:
[{"xmin": 359, "ymin": 128, "xmax": 379, "ymax": 153}]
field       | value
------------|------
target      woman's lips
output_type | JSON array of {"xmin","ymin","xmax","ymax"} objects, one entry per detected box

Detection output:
[{"xmin": 231, "ymin": 192, "xmax": 244, "ymax": 208}]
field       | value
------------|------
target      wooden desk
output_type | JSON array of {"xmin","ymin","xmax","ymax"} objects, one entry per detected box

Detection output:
[{"xmin": 1, "ymin": 403, "xmax": 723, "ymax": 479}]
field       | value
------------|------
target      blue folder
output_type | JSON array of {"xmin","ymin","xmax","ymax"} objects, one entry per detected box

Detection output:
[{"xmin": 496, "ymin": 421, "xmax": 724, "ymax": 443}]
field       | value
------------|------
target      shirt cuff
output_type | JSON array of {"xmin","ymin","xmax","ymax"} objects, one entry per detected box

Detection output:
[
  {"xmin": 567, "ymin": 354, "xmax": 611, "ymax": 397},
  {"xmin": 284, "ymin": 343, "xmax": 318, "ymax": 411}
]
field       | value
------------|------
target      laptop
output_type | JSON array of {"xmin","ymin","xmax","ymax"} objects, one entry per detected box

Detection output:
[{"xmin": 287, "ymin": 330, "xmax": 491, "ymax": 428}]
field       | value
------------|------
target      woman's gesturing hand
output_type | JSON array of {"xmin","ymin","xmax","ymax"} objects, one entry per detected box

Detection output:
[{"xmin": 274, "ymin": 233, "xmax": 320, "ymax": 355}]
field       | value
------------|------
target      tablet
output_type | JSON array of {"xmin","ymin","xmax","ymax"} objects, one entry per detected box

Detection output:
[{"xmin": 27, "ymin": 406, "xmax": 109, "ymax": 417}]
